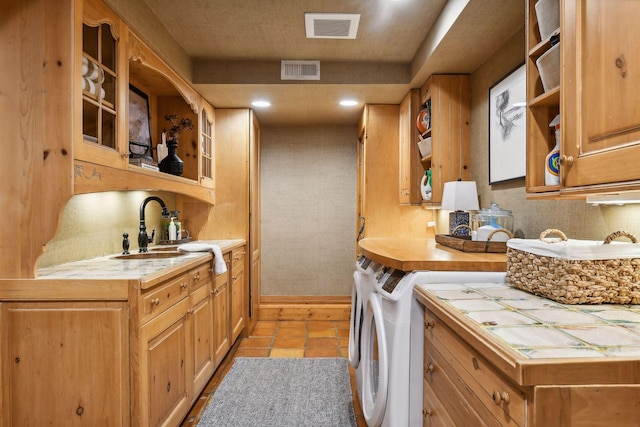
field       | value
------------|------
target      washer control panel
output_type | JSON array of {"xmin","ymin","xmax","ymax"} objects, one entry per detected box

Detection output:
[{"xmin": 375, "ymin": 267, "xmax": 407, "ymax": 294}]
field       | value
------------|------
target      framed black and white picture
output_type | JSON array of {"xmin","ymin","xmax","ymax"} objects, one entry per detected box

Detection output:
[
  {"xmin": 128, "ymin": 84, "xmax": 153, "ymax": 160},
  {"xmin": 488, "ymin": 64, "xmax": 526, "ymax": 184}
]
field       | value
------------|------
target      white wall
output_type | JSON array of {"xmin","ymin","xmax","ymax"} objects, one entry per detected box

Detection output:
[{"xmin": 260, "ymin": 126, "xmax": 358, "ymax": 296}]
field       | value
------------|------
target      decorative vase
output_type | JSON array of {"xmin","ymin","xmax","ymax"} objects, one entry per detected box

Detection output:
[{"xmin": 159, "ymin": 139, "xmax": 184, "ymax": 176}]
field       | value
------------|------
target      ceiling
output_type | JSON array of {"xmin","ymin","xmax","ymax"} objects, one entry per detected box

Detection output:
[{"xmin": 140, "ymin": 0, "xmax": 525, "ymax": 127}]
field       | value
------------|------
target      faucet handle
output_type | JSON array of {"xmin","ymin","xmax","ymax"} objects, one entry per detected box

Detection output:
[
  {"xmin": 122, "ymin": 232, "xmax": 130, "ymax": 255},
  {"xmin": 149, "ymin": 229, "xmax": 156, "ymax": 244}
]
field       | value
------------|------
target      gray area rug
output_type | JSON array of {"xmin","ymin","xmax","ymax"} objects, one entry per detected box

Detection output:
[{"xmin": 197, "ymin": 357, "xmax": 357, "ymax": 427}]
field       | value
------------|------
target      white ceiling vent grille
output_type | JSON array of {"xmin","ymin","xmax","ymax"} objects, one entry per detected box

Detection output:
[
  {"xmin": 281, "ymin": 60, "xmax": 320, "ymax": 81},
  {"xmin": 305, "ymin": 13, "xmax": 360, "ymax": 39}
]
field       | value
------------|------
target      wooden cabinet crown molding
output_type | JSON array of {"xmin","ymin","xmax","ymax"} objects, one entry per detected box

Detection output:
[{"xmin": 128, "ymin": 34, "xmax": 199, "ymax": 114}]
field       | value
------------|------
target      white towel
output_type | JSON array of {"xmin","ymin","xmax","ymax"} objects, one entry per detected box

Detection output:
[{"xmin": 177, "ymin": 242, "xmax": 227, "ymax": 274}]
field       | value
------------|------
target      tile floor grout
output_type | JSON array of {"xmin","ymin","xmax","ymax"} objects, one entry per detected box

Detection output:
[{"xmin": 181, "ymin": 320, "xmax": 366, "ymax": 427}]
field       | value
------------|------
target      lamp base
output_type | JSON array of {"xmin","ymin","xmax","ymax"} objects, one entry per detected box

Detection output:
[{"xmin": 449, "ymin": 211, "xmax": 470, "ymax": 236}]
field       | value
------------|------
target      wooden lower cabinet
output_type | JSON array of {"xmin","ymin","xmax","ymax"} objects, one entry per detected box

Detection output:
[
  {"xmin": 137, "ymin": 259, "xmax": 216, "ymax": 427},
  {"xmin": 420, "ymin": 301, "xmax": 640, "ymax": 427},
  {"xmin": 230, "ymin": 248, "xmax": 246, "ymax": 342},
  {"xmin": 0, "ymin": 252, "xmax": 244, "ymax": 426},
  {"xmin": 213, "ymin": 259, "xmax": 231, "ymax": 363},
  {"xmin": 140, "ymin": 298, "xmax": 191, "ymax": 427},
  {"xmin": 1, "ymin": 301, "xmax": 129, "ymax": 426},
  {"xmin": 190, "ymin": 284, "xmax": 215, "ymax": 398}
]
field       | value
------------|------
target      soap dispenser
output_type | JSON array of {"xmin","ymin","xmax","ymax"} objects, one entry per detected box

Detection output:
[
  {"xmin": 545, "ymin": 115, "xmax": 561, "ymax": 186},
  {"xmin": 168, "ymin": 217, "xmax": 177, "ymax": 241}
]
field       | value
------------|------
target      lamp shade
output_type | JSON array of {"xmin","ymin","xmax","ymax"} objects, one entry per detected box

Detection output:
[{"xmin": 441, "ymin": 181, "xmax": 479, "ymax": 211}]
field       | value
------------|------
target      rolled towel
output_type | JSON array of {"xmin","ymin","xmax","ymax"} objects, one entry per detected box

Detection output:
[
  {"xmin": 82, "ymin": 56, "xmax": 89, "ymax": 76},
  {"xmin": 82, "ymin": 77, "xmax": 97, "ymax": 96},
  {"xmin": 85, "ymin": 59, "xmax": 100, "ymax": 81},
  {"xmin": 177, "ymin": 243, "xmax": 227, "ymax": 274}
]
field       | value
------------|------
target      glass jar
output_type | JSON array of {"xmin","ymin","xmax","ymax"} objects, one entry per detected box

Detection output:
[{"xmin": 471, "ymin": 202, "xmax": 513, "ymax": 241}]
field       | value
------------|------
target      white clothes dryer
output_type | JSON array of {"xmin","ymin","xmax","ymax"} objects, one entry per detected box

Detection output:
[
  {"xmin": 348, "ymin": 256, "xmax": 380, "ymax": 399},
  {"xmin": 360, "ymin": 269, "xmax": 507, "ymax": 427}
]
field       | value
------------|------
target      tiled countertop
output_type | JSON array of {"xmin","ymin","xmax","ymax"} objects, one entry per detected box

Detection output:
[{"xmin": 415, "ymin": 281, "xmax": 640, "ymax": 359}]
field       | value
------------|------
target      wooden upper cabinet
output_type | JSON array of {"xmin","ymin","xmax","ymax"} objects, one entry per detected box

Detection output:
[
  {"xmin": 400, "ymin": 75, "xmax": 470, "ymax": 206},
  {"xmin": 526, "ymin": 0, "xmax": 640, "ymax": 197},
  {"xmin": 562, "ymin": 0, "xmax": 640, "ymax": 189},
  {"xmin": 76, "ymin": 0, "xmax": 129, "ymax": 169},
  {"xmin": 399, "ymin": 89, "xmax": 422, "ymax": 205},
  {"xmin": 128, "ymin": 33, "xmax": 200, "ymax": 178}
]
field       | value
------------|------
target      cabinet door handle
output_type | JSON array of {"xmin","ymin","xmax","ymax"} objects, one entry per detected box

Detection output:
[
  {"xmin": 425, "ymin": 320, "xmax": 435, "ymax": 330},
  {"xmin": 180, "ymin": 283, "xmax": 188, "ymax": 289},
  {"xmin": 560, "ymin": 155, "xmax": 573, "ymax": 166},
  {"xmin": 492, "ymin": 390, "xmax": 510, "ymax": 405},
  {"xmin": 423, "ymin": 408, "xmax": 433, "ymax": 418}
]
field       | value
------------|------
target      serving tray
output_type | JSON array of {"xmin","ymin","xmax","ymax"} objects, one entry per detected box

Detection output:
[{"xmin": 435, "ymin": 234, "xmax": 507, "ymax": 253}]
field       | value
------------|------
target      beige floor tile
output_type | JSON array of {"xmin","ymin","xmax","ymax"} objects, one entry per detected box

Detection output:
[{"xmin": 269, "ymin": 348, "xmax": 305, "ymax": 358}]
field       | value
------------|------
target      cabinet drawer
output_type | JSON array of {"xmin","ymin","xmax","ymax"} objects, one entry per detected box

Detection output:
[
  {"xmin": 425, "ymin": 310, "xmax": 525, "ymax": 426},
  {"xmin": 141, "ymin": 273, "xmax": 189, "ymax": 323},
  {"xmin": 425, "ymin": 337, "xmax": 505, "ymax": 427},
  {"xmin": 231, "ymin": 249, "xmax": 245, "ymax": 269},
  {"xmin": 190, "ymin": 281, "xmax": 211, "ymax": 305},
  {"xmin": 423, "ymin": 378, "xmax": 456, "ymax": 427},
  {"xmin": 190, "ymin": 262, "xmax": 212, "ymax": 292}
]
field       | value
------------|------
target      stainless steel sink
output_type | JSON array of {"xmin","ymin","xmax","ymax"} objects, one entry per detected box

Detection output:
[{"xmin": 112, "ymin": 251, "xmax": 186, "ymax": 260}]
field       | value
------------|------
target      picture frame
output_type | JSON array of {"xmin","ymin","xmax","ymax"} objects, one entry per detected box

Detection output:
[
  {"xmin": 128, "ymin": 84, "xmax": 153, "ymax": 160},
  {"xmin": 488, "ymin": 64, "xmax": 526, "ymax": 184}
]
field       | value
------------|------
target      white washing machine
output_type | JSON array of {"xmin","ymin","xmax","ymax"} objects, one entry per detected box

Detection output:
[
  {"xmin": 349, "ymin": 256, "xmax": 381, "ymax": 400},
  {"xmin": 360, "ymin": 269, "xmax": 507, "ymax": 427}
]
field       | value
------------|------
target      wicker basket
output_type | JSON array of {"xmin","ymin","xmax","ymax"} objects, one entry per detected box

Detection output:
[{"xmin": 506, "ymin": 229, "xmax": 640, "ymax": 304}]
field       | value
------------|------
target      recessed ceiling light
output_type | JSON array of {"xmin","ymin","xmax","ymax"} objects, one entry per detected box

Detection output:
[
  {"xmin": 252, "ymin": 100, "xmax": 271, "ymax": 108},
  {"xmin": 340, "ymin": 99, "xmax": 358, "ymax": 106}
]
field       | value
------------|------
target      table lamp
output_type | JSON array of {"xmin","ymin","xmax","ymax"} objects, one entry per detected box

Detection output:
[{"xmin": 441, "ymin": 180, "xmax": 479, "ymax": 236}]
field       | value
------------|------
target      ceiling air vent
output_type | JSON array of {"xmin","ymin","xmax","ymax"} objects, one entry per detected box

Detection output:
[
  {"xmin": 281, "ymin": 60, "xmax": 320, "ymax": 81},
  {"xmin": 305, "ymin": 13, "xmax": 360, "ymax": 39}
]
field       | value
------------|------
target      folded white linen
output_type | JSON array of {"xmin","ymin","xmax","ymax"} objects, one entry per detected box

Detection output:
[{"xmin": 177, "ymin": 242, "xmax": 227, "ymax": 274}]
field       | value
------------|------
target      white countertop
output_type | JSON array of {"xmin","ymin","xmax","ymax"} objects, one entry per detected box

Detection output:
[{"xmin": 36, "ymin": 239, "xmax": 245, "ymax": 280}]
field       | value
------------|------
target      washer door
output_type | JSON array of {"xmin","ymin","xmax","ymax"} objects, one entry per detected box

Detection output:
[
  {"xmin": 362, "ymin": 293, "xmax": 388, "ymax": 427},
  {"xmin": 348, "ymin": 271, "xmax": 363, "ymax": 368}
]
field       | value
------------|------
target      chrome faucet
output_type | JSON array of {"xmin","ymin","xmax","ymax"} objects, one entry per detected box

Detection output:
[{"xmin": 138, "ymin": 196, "xmax": 169, "ymax": 253}]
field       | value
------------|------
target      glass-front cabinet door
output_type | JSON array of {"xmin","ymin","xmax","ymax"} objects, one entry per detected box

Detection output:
[
  {"xmin": 200, "ymin": 102, "xmax": 215, "ymax": 189},
  {"xmin": 75, "ymin": 0, "xmax": 128, "ymax": 169}
]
